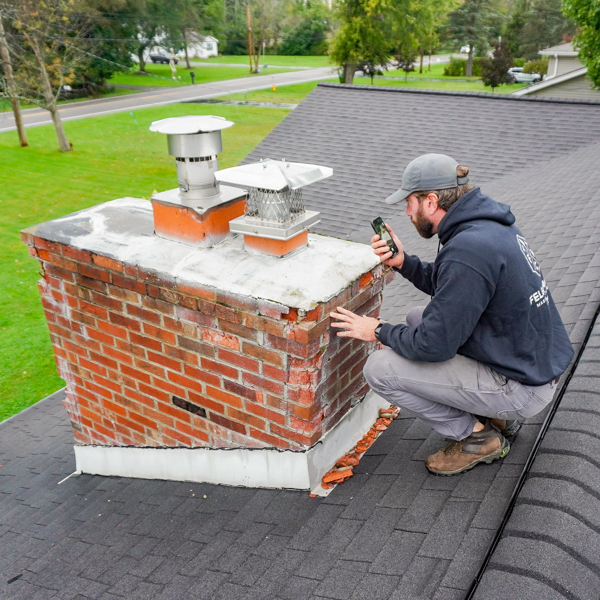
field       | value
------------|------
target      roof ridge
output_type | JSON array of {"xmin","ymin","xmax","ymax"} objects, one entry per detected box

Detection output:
[{"xmin": 317, "ymin": 82, "xmax": 600, "ymax": 106}]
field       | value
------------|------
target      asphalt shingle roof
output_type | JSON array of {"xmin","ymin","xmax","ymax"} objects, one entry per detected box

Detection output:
[{"xmin": 2, "ymin": 84, "xmax": 600, "ymax": 599}]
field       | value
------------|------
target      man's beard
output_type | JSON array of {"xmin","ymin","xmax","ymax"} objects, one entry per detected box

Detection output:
[{"xmin": 413, "ymin": 205, "xmax": 435, "ymax": 239}]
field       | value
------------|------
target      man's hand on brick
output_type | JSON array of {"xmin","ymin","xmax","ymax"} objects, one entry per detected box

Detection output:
[
  {"xmin": 371, "ymin": 223, "xmax": 404, "ymax": 269},
  {"xmin": 330, "ymin": 306, "xmax": 380, "ymax": 341}
]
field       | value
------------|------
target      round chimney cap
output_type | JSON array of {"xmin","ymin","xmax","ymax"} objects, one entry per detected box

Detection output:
[{"xmin": 149, "ymin": 115, "xmax": 234, "ymax": 135}]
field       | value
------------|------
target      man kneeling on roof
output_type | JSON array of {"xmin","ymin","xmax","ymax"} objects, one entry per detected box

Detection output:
[{"xmin": 330, "ymin": 153, "xmax": 574, "ymax": 476}]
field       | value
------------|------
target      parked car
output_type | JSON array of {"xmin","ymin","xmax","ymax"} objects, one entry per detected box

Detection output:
[
  {"xmin": 460, "ymin": 45, "xmax": 471, "ymax": 54},
  {"xmin": 150, "ymin": 54, "xmax": 178, "ymax": 64},
  {"xmin": 507, "ymin": 67, "xmax": 541, "ymax": 83}
]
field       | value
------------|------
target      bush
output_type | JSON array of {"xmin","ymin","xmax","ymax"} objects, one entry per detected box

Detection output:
[
  {"xmin": 443, "ymin": 56, "xmax": 485, "ymax": 77},
  {"xmin": 523, "ymin": 58, "xmax": 549, "ymax": 76},
  {"xmin": 279, "ymin": 19, "xmax": 328, "ymax": 55},
  {"xmin": 444, "ymin": 56, "xmax": 466, "ymax": 76},
  {"xmin": 514, "ymin": 58, "xmax": 526, "ymax": 67}
]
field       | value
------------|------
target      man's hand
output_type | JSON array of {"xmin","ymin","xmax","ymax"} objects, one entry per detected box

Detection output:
[
  {"xmin": 330, "ymin": 306, "xmax": 380, "ymax": 341},
  {"xmin": 372, "ymin": 223, "xmax": 404, "ymax": 269}
]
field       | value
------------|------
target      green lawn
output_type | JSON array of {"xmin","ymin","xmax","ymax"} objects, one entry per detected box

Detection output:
[
  {"xmin": 0, "ymin": 104, "xmax": 289, "ymax": 422},
  {"xmin": 109, "ymin": 63, "xmax": 291, "ymax": 88},
  {"xmin": 195, "ymin": 55, "xmax": 332, "ymax": 68}
]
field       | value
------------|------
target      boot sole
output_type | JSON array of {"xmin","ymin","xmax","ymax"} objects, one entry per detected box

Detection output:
[{"xmin": 426, "ymin": 439, "xmax": 510, "ymax": 477}]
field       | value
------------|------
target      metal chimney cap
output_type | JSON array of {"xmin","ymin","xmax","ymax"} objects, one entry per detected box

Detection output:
[
  {"xmin": 215, "ymin": 159, "xmax": 333, "ymax": 192},
  {"xmin": 149, "ymin": 115, "xmax": 234, "ymax": 135}
]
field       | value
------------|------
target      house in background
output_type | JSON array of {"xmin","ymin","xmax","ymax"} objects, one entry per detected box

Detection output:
[
  {"xmin": 512, "ymin": 41, "xmax": 599, "ymax": 100},
  {"xmin": 178, "ymin": 33, "xmax": 219, "ymax": 59}
]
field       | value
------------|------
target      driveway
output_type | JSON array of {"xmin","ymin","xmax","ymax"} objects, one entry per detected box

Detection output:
[{"xmin": 0, "ymin": 67, "xmax": 335, "ymax": 133}]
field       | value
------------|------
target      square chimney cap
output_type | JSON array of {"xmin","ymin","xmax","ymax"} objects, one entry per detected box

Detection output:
[
  {"xmin": 149, "ymin": 115, "xmax": 234, "ymax": 135},
  {"xmin": 214, "ymin": 158, "xmax": 333, "ymax": 192}
]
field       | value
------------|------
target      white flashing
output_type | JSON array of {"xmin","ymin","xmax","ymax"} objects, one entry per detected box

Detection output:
[
  {"xmin": 30, "ymin": 197, "xmax": 380, "ymax": 311},
  {"xmin": 75, "ymin": 391, "xmax": 390, "ymax": 491},
  {"xmin": 512, "ymin": 67, "xmax": 588, "ymax": 96}
]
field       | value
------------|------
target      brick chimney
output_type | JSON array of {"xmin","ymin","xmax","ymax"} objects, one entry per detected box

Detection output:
[{"xmin": 22, "ymin": 125, "xmax": 394, "ymax": 492}]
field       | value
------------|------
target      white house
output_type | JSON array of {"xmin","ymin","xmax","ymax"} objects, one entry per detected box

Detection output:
[{"xmin": 178, "ymin": 34, "xmax": 219, "ymax": 60}]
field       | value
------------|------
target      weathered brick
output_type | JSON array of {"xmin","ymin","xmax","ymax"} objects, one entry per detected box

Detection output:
[
  {"xmin": 143, "ymin": 323, "xmax": 176, "ymax": 345},
  {"xmin": 188, "ymin": 391, "xmax": 226, "ymax": 415},
  {"xmin": 127, "ymin": 303, "xmax": 161, "ymax": 324},
  {"xmin": 79, "ymin": 263, "xmax": 111, "ymax": 283},
  {"xmin": 205, "ymin": 385, "xmax": 244, "ymax": 409},
  {"xmin": 257, "ymin": 299, "xmax": 288, "ymax": 319},
  {"xmin": 99, "ymin": 320, "xmax": 128, "ymax": 340},
  {"xmin": 218, "ymin": 348, "xmax": 259, "ymax": 373},
  {"xmin": 242, "ymin": 313, "xmax": 286, "ymax": 337},
  {"xmin": 142, "ymin": 295, "xmax": 175, "ymax": 315},
  {"xmin": 75, "ymin": 274, "xmax": 106, "ymax": 292},
  {"xmin": 209, "ymin": 413, "xmax": 246, "ymax": 436},
  {"xmin": 198, "ymin": 299, "xmax": 241, "ymax": 323},
  {"xmin": 217, "ymin": 290, "xmax": 258, "ymax": 313},
  {"xmin": 63, "ymin": 246, "xmax": 92, "ymax": 263},
  {"xmin": 177, "ymin": 305, "xmax": 214, "ymax": 327},
  {"xmin": 129, "ymin": 332, "xmax": 162, "ymax": 352},
  {"xmin": 92, "ymin": 254, "xmax": 123, "ymax": 272},
  {"xmin": 201, "ymin": 357, "xmax": 239, "ymax": 380},
  {"xmin": 110, "ymin": 311, "xmax": 142, "ymax": 332},
  {"xmin": 243, "ymin": 372, "xmax": 285, "ymax": 396},
  {"xmin": 201, "ymin": 327, "xmax": 240, "ymax": 350},
  {"xmin": 177, "ymin": 282, "xmax": 216, "ymax": 301},
  {"xmin": 48, "ymin": 253, "xmax": 78, "ymax": 272},
  {"xmin": 242, "ymin": 342, "xmax": 285, "ymax": 367},
  {"xmin": 246, "ymin": 401, "xmax": 286, "ymax": 425},
  {"xmin": 270, "ymin": 423, "xmax": 321, "ymax": 447},
  {"xmin": 265, "ymin": 333, "xmax": 322, "ymax": 359},
  {"xmin": 112, "ymin": 273, "xmax": 147, "ymax": 294},
  {"xmin": 223, "ymin": 379, "xmax": 258, "ymax": 401},
  {"xmin": 178, "ymin": 336, "xmax": 215, "ymax": 357},
  {"xmin": 218, "ymin": 319, "xmax": 257, "ymax": 341}
]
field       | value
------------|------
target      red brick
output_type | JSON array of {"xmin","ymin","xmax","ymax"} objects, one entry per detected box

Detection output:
[
  {"xmin": 247, "ymin": 428, "xmax": 289, "ymax": 449},
  {"xmin": 84, "ymin": 328, "xmax": 113, "ymax": 347},
  {"xmin": 138, "ymin": 382, "xmax": 170, "ymax": 403},
  {"xmin": 88, "ymin": 351, "xmax": 118, "ymax": 371},
  {"xmin": 92, "ymin": 373, "xmax": 123, "ymax": 394},
  {"xmin": 205, "ymin": 386, "xmax": 243, "ymax": 409},
  {"xmin": 37, "ymin": 248, "xmax": 50, "ymax": 261},
  {"xmin": 120, "ymin": 364, "xmax": 152, "ymax": 385},
  {"xmin": 90, "ymin": 292, "xmax": 122, "ymax": 312},
  {"xmin": 200, "ymin": 357, "xmax": 239, "ymax": 380},
  {"xmin": 282, "ymin": 307, "xmax": 299, "ymax": 322},
  {"xmin": 257, "ymin": 300, "xmax": 287, "ymax": 319},
  {"xmin": 142, "ymin": 323, "xmax": 176, "ymax": 345},
  {"xmin": 153, "ymin": 376, "xmax": 183, "ymax": 396},
  {"xmin": 201, "ymin": 328, "xmax": 240, "ymax": 351},
  {"xmin": 142, "ymin": 296, "xmax": 175, "ymax": 315},
  {"xmin": 241, "ymin": 313, "xmax": 286, "ymax": 337},
  {"xmin": 90, "ymin": 254, "xmax": 122, "ymax": 272},
  {"xmin": 79, "ymin": 300, "xmax": 108, "ymax": 320},
  {"xmin": 167, "ymin": 370, "xmax": 203, "ymax": 391},
  {"xmin": 109, "ymin": 311, "xmax": 141, "ymax": 332},
  {"xmin": 49, "ymin": 254, "xmax": 78, "ymax": 272},
  {"xmin": 112, "ymin": 273, "xmax": 146, "ymax": 294},
  {"xmin": 74, "ymin": 274, "xmax": 106, "ymax": 292},
  {"xmin": 209, "ymin": 413, "xmax": 246, "ymax": 435},
  {"xmin": 286, "ymin": 319, "xmax": 330, "ymax": 345},
  {"xmin": 165, "ymin": 344, "xmax": 198, "ymax": 366},
  {"xmin": 183, "ymin": 364, "xmax": 219, "ymax": 386},
  {"xmin": 162, "ymin": 427, "xmax": 193, "ymax": 446},
  {"xmin": 246, "ymin": 401, "xmax": 286, "ymax": 425},
  {"xmin": 134, "ymin": 358, "xmax": 166, "ymax": 379},
  {"xmin": 227, "ymin": 407, "xmax": 266, "ymax": 431},
  {"xmin": 243, "ymin": 372, "xmax": 285, "ymax": 396},
  {"xmin": 114, "ymin": 413, "xmax": 146, "ymax": 434},
  {"xmin": 126, "ymin": 304, "xmax": 161, "ymax": 325},
  {"xmin": 217, "ymin": 349, "xmax": 259, "ymax": 373},
  {"xmin": 263, "ymin": 364, "xmax": 287, "ymax": 382},
  {"xmin": 178, "ymin": 336, "xmax": 215, "ymax": 357},
  {"xmin": 174, "ymin": 420, "xmax": 210, "ymax": 443},
  {"xmin": 218, "ymin": 319, "xmax": 257, "ymax": 341},
  {"xmin": 159, "ymin": 287, "xmax": 178, "ymax": 305},
  {"xmin": 129, "ymin": 332, "xmax": 162, "ymax": 352},
  {"xmin": 79, "ymin": 357, "xmax": 106, "ymax": 377},
  {"xmin": 138, "ymin": 268, "xmax": 176, "ymax": 288},
  {"xmin": 102, "ymin": 345, "xmax": 134, "ymax": 365},
  {"xmin": 264, "ymin": 334, "xmax": 322, "ymax": 359},
  {"xmin": 242, "ymin": 343, "xmax": 285, "ymax": 367},
  {"xmin": 144, "ymin": 350, "xmax": 180, "ymax": 373},
  {"xmin": 289, "ymin": 402, "xmax": 322, "ymax": 420},
  {"xmin": 84, "ymin": 379, "xmax": 114, "ymax": 400},
  {"xmin": 177, "ymin": 282, "xmax": 216, "ymax": 301},
  {"xmin": 177, "ymin": 305, "xmax": 214, "ymax": 327},
  {"xmin": 287, "ymin": 385, "xmax": 317, "ymax": 406},
  {"xmin": 33, "ymin": 237, "xmax": 61, "ymax": 253},
  {"xmin": 120, "ymin": 387, "xmax": 155, "ymax": 408},
  {"xmin": 223, "ymin": 379, "xmax": 258, "ymax": 402},
  {"xmin": 98, "ymin": 320, "xmax": 128, "ymax": 340},
  {"xmin": 101, "ymin": 398, "xmax": 128, "ymax": 417},
  {"xmin": 188, "ymin": 391, "xmax": 226, "ymax": 415},
  {"xmin": 63, "ymin": 246, "xmax": 92, "ymax": 263},
  {"xmin": 270, "ymin": 423, "xmax": 321, "ymax": 446},
  {"xmin": 79, "ymin": 263, "xmax": 111, "ymax": 283}
]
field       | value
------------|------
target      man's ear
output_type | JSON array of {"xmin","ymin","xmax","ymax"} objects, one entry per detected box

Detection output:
[{"xmin": 426, "ymin": 192, "xmax": 440, "ymax": 214}]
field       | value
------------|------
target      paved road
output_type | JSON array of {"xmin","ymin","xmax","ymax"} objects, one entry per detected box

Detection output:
[{"xmin": 0, "ymin": 67, "xmax": 335, "ymax": 133}]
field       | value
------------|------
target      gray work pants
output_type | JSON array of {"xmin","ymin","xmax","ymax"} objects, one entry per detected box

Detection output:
[{"xmin": 363, "ymin": 307, "xmax": 557, "ymax": 440}]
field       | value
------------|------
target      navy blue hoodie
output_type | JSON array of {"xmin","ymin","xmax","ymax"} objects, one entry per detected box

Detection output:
[{"xmin": 377, "ymin": 187, "xmax": 574, "ymax": 385}]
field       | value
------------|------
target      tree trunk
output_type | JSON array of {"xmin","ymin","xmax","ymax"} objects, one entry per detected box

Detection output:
[
  {"xmin": 138, "ymin": 47, "xmax": 147, "ymax": 73},
  {"xmin": 182, "ymin": 29, "xmax": 191, "ymax": 69},
  {"xmin": 419, "ymin": 48, "xmax": 424, "ymax": 74},
  {"xmin": 466, "ymin": 45, "xmax": 474, "ymax": 77},
  {"xmin": 0, "ymin": 14, "xmax": 28, "ymax": 146},
  {"xmin": 33, "ymin": 38, "xmax": 71, "ymax": 152},
  {"xmin": 343, "ymin": 63, "xmax": 355, "ymax": 84}
]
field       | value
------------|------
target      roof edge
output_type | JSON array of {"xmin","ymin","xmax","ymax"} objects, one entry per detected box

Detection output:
[
  {"xmin": 512, "ymin": 67, "xmax": 590, "ymax": 96},
  {"xmin": 316, "ymin": 82, "xmax": 600, "ymax": 106}
]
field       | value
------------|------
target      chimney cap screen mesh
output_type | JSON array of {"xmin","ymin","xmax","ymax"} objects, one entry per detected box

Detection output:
[{"xmin": 246, "ymin": 187, "xmax": 305, "ymax": 225}]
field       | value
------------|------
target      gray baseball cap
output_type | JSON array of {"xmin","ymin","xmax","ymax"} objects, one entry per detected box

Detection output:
[{"xmin": 385, "ymin": 153, "xmax": 469, "ymax": 204}]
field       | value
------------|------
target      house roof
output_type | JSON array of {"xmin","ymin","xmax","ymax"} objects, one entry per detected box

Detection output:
[
  {"xmin": 539, "ymin": 42, "xmax": 578, "ymax": 56},
  {"xmin": 2, "ymin": 84, "xmax": 600, "ymax": 599},
  {"xmin": 512, "ymin": 67, "xmax": 589, "ymax": 97}
]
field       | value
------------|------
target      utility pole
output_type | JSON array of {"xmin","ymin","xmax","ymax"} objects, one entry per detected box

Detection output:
[
  {"xmin": 0, "ymin": 10, "xmax": 28, "ymax": 147},
  {"xmin": 246, "ymin": 4, "xmax": 254, "ymax": 73}
]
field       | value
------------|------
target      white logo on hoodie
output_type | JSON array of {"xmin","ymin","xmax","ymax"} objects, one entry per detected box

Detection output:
[{"xmin": 517, "ymin": 235, "xmax": 542, "ymax": 278}]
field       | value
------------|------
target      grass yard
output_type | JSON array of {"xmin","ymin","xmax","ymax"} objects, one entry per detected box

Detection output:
[
  {"xmin": 195, "ymin": 55, "xmax": 331, "ymax": 68},
  {"xmin": 109, "ymin": 63, "xmax": 291, "ymax": 88},
  {"xmin": 0, "ymin": 104, "xmax": 289, "ymax": 422},
  {"xmin": 355, "ymin": 76, "xmax": 525, "ymax": 94}
]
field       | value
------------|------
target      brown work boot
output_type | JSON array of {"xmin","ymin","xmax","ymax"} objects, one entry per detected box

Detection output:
[
  {"xmin": 489, "ymin": 418, "xmax": 522, "ymax": 438},
  {"xmin": 425, "ymin": 423, "xmax": 510, "ymax": 476}
]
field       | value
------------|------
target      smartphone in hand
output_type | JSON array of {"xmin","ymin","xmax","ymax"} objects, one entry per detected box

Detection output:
[{"xmin": 371, "ymin": 217, "xmax": 399, "ymax": 257}]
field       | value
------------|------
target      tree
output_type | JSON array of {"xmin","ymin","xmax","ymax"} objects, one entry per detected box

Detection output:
[
  {"xmin": 279, "ymin": 0, "xmax": 331, "ymax": 56},
  {"xmin": 562, "ymin": 0, "xmax": 600, "ymax": 87},
  {"xmin": 505, "ymin": 0, "xmax": 574, "ymax": 60},
  {"xmin": 0, "ymin": 8, "xmax": 27, "ymax": 146},
  {"xmin": 481, "ymin": 40, "xmax": 513, "ymax": 91},
  {"xmin": 7, "ymin": 0, "xmax": 93, "ymax": 151},
  {"xmin": 447, "ymin": 0, "xmax": 496, "ymax": 76},
  {"xmin": 329, "ymin": 0, "xmax": 393, "ymax": 84},
  {"xmin": 395, "ymin": 45, "xmax": 416, "ymax": 81}
]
